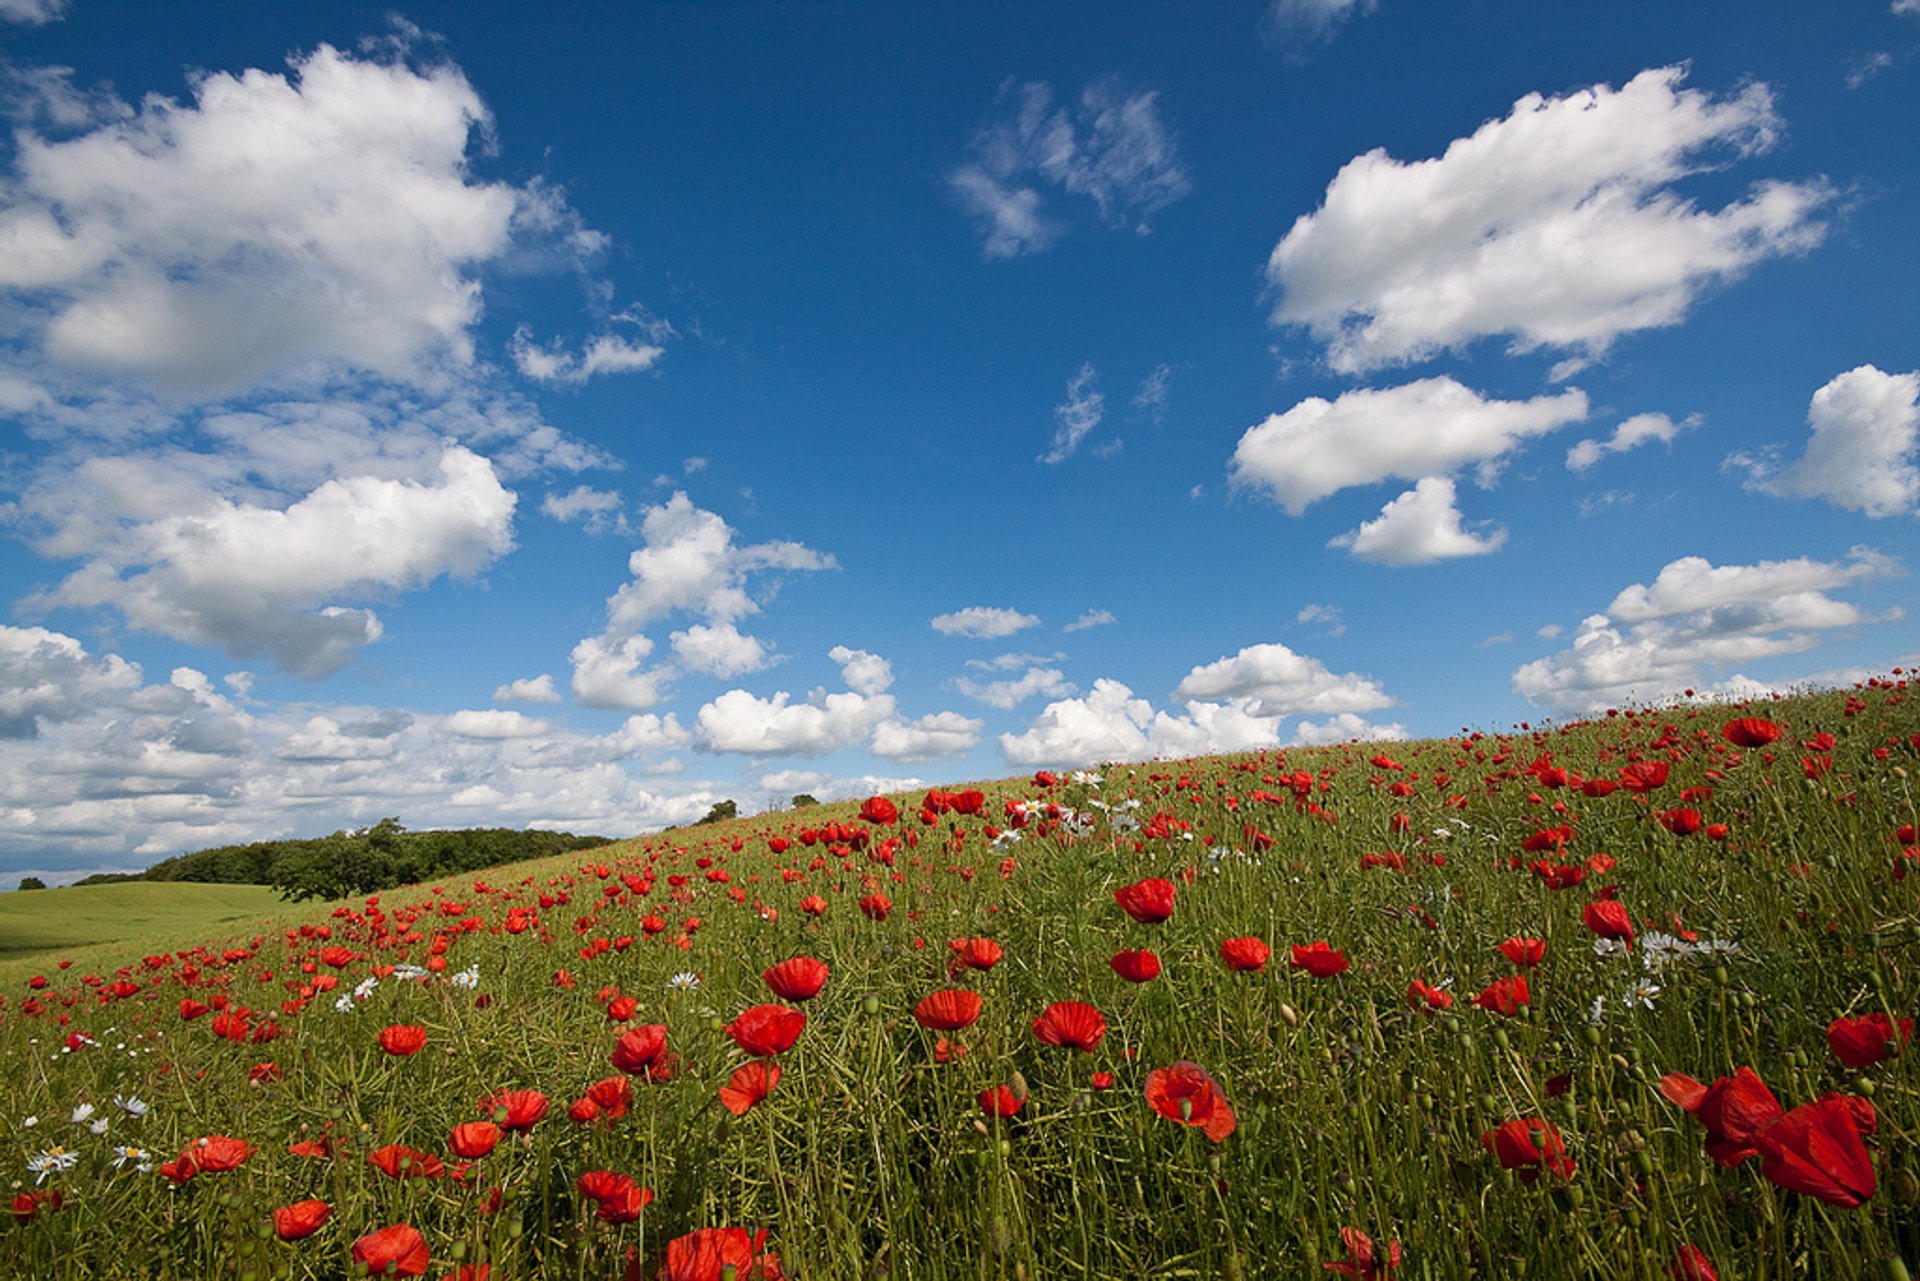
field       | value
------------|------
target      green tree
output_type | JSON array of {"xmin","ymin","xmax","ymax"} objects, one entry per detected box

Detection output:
[
  {"xmin": 697, "ymin": 800, "xmax": 738, "ymax": 825},
  {"xmin": 790, "ymin": 794, "xmax": 819, "ymax": 809},
  {"xmin": 17, "ymin": 876, "xmax": 46, "ymax": 891}
]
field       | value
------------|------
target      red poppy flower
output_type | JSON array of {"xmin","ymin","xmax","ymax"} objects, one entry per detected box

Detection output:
[
  {"xmin": 1091, "ymin": 1071, "xmax": 1115, "ymax": 1090},
  {"xmin": 978, "ymin": 1084, "xmax": 1025, "ymax": 1118},
  {"xmin": 1219, "ymin": 937, "xmax": 1271, "ymax": 972},
  {"xmin": 762, "ymin": 956, "xmax": 830, "ymax": 1002},
  {"xmin": 858, "ymin": 894, "xmax": 892, "ymax": 921},
  {"xmin": 1670, "ymin": 1244, "xmax": 1719, "ymax": 1281},
  {"xmin": 663, "ymin": 1227, "xmax": 782, "ymax": 1281},
  {"xmin": 1114, "ymin": 877, "xmax": 1176, "ymax": 924},
  {"xmin": 1754, "ymin": 1095, "xmax": 1876, "ymax": 1207},
  {"xmin": 449, "ymin": 1121, "xmax": 501, "ymax": 1160},
  {"xmin": 859, "ymin": 796, "xmax": 899, "ymax": 825},
  {"xmin": 1657, "ymin": 808, "xmax": 1704, "ymax": 836},
  {"xmin": 1144, "ymin": 1061, "xmax": 1236, "ymax": 1142},
  {"xmin": 1496, "ymin": 937, "xmax": 1545, "ymax": 967},
  {"xmin": 606, "ymin": 995, "xmax": 639, "ymax": 1022},
  {"xmin": 609, "ymin": 1024, "xmax": 669, "ymax": 1075},
  {"xmin": 1324, "ymin": 1226, "xmax": 1401, "ymax": 1278},
  {"xmin": 1723, "ymin": 718, "xmax": 1782, "ymax": 748},
  {"xmin": 11, "ymin": 1190, "xmax": 62, "ymax": 1223},
  {"xmin": 479, "ymin": 1089, "xmax": 549, "ymax": 1132},
  {"xmin": 272, "ymin": 1198, "xmax": 331, "ymax": 1241},
  {"xmin": 726, "ymin": 1004, "xmax": 807, "ymax": 1057},
  {"xmin": 1479, "ymin": 1118, "xmax": 1575, "ymax": 1183},
  {"xmin": 799, "ymin": 895, "xmax": 828, "ymax": 917},
  {"xmin": 352, "ymin": 1224, "xmax": 430, "ymax": 1278},
  {"xmin": 368, "ymin": 1144, "xmax": 445, "ymax": 1180},
  {"xmin": 1109, "ymin": 948, "xmax": 1162, "ymax": 983},
  {"xmin": 1031, "ymin": 1001, "xmax": 1107, "ymax": 1052},
  {"xmin": 947, "ymin": 938, "xmax": 1004, "ymax": 972},
  {"xmin": 594, "ymin": 1180, "xmax": 655, "ymax": 1226},
  {"xmin": 188, "ymin": 1135, "xmax": 253, "ymax": 1173},
  {"xmin": 1618, "ymin": 761, "xmax": 1670, "ymax": 793},
  {"xmin": 1406, "ymin": 979, "xmax": 1452, "ymax": 1014},
  {"xmin": 1582, "ymin": 900, "xmax": 1633, "ymax": 946},
  {"xmin": 586, "ymin": 1075, "xmax": 632, "ymax": 1120},
  {"xmin": 1659, "ymin": 1066, "xmax": 1783, "ymax": 1167},
  {"xmin": 1290, "ymin": 941, "xmax": 1349, "ymax": 978},
  {"xmin": 913, "ymin": 988, "xmax": 983, "ymax": 1031},
  {"xmin": 1473, "ymin": 974, "xmax": 1529, "ymax": 1016},
  {"xmin": 1827, "ymin": 1012, "xmax": 1913, "ymax": 1068},
  {"xmin": 719, "ymin": 1062, "xmax": 781, "ymax": 1116},
  {"xmin": 377, "ymin": 1024, "xmax": 428, "ymax": 1056}
]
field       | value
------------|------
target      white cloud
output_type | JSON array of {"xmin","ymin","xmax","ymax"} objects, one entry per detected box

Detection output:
[
  {"xmin": 492, "ymin": 674, "xmax": 561, "ymax": 704},
  {"xmin": 1567, "ymin": 412, "xmax": 1696, "ymax": 471},
  {"xmin": 952, "ymin": 79, "xmax": 1189, "ymax": 259},
  {"xmin": 1753, "ymin": 365, "xmax": 1920, "ymax": 517},
  {"xmin": 1173, "ymin": 642, "xmax": 1395, "ymax": 716},
  {"xmin": 1040, "ymin": 363, "xmax": 1105, "ymax": 464},
  {"xmin": 956, "ymin": 666, "xmax": 1076, "ymax": 710},
  {"xmin": 33, "ymin": 446, "xmax": 515, "ymax": 679},
  {"xmin": 569, "ymin": 634, "xmax": 670, "ymax": 711},
  {"xmin": 828, "ymin": 645, "xmax": 895, "ymax": 696},
  {"xmin": 1897, "ymin": 0, "xmax": 1919, "ymax": 15},
  {"xmin": 1230, "ymin": 377, "xmax": 1588, "ymax": 513},
  {"xmin": 930, "ymin": 605, "xmax": 1042, "ymax": 639},
  {"xmin": 442, "ymin": 709, "xmax": 552, "ymax": 739},
  {"xmin": 1296, "ymin": 603, "xmax": 1345, "ymax": 636},
  {"xmin": 0, "ymin": 624, "xmax": 141, "ymax": 738},
  {"xmin": 0, "ymin": 0, "xmax": 66, "ymax": 26},
  {"xmin": 542, "ymin": 485, "xmax": 627, "ymax": 534},
  {"xmin": 606, "ymin": 713, "xmax": 691, "ymax": 757},
  {"xmin": 0, "ymin": 42, "xmax": 535, "ymax": 396},
  {"xmin": 670, "ymin": 623, "xmax": 772, "ymax": 679},
  {"xmin": 1266, "ymin": 66, "xmax": 1831, "ymax": 373},
  {"xmin": 604, "ymin": 492, "xmax": 836, "ymax": 633},
  {"xmin": 1329, "ymin": 476, "xmax": 1507, "ymax": 565},
  {"xmin": 1000, "ymin": 678, "xmax": 1287, "ymax": 769},
  {"xmin": 871, "ymin": 711, "xmax": 984, "ymax": 762},
  {"xmin": 1062, "ymin": 608, "xmax": 1115, "ymax": 633},
  {"xmin": 1132, "ymin": 364, "xmax": 1172, "ymax": 420},
  {"xmin": 510, "ymin": 325, "xmax": 665, "ymax": 385},
  {"xmin": 1265, "ymin": 0, "xmax": 1377, "ymax": 46},
  {"xmin": 694, "ymin": 688, "xmax": 896, "ymax": 757},
  {"xmin": 1513, "ymin": 547, "xmax": 1901, "ymax": 713}
]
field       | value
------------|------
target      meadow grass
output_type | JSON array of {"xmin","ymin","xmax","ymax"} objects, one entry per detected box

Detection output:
[{"xmin": 2, "ymin": 682, "xmax": 1917, "ymax": 1279}]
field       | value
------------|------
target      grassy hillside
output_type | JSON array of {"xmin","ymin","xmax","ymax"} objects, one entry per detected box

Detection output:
[
  {"xmin": 0, "ymin": 881, "xmax": 291, "ymax": 964},
  {"xmin": 3, "ymin": 680, "xmax": 1918, "ymax": 1278}
]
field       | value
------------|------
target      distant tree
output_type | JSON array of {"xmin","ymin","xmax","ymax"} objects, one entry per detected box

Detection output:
[
  {"xmin": 17, "ymin": 876, "xmax": 46, "ymax": 891},
  {"xmin": 790, "ymin": 794, "xmax": 819, "ymax": 809},
  {"xmin": 697, "ymin": 800, "xmax": 738, "ymax": 825}
]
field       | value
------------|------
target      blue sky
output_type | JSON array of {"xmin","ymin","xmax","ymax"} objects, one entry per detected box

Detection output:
[{"xmin": 2, "ymin": 0, "xmax": 1916, "ymax": 883}]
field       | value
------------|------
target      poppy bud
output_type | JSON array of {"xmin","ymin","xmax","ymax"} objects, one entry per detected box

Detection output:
[
  {"xmin": 1278, "ymin": 1002, "xmax": 1299, "ymax": 1028},
  {"xmin": 1884, "ymin": 1258, "xmax": 1912, "ymax": 1281},
  {"xmin": 1893, "ymin": 1167, "xmax": 1920, "ymax": 1203}
]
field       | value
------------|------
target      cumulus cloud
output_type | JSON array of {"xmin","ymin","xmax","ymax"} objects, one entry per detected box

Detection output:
[
  {"xmin": 871, "ymin": 711, "xmax": 984, "ymax": 763},
  {"xmin": 0, "ymin": 42, "xmax": 531, "ymax": 395},
  {"xmin": 569, "ymin": 493, "xmax": 835, "ymax": 704},
  {"xmin": 828, "ymin": 645, "xmax": 894, "ymax": 697},
  {"xmin": 1296, "ymin": 603, "xmax": 1345, "ymax": 636},
  {"xmin": 492, "ymin": 674, "xmax": 561, "ymax": 704},
  {"xmin": 1173, "ymin": 642, "xmax": 1395, "ymax": 717},
  {"xmin": 1266, "ymin": 66, "xmax": 1831, "ymax": 373},
  {"xmin": 1566, "ymin": 412, "xmax": 1697, "ymax": 471},
  {"xmin": 0, "ymin": 624, "xmax": 141, "ymax": 738},
  {"xmin": 1512, "ymin": 547, "xmax": 1901, "ymax": 713},
  {"xmin": 32, "ymin": 446, "xmax": 516, "ymax": 678},
  {"xmin": 1744, "ymin": 365, "xmax": 1920, "ymax": 517},
  {"xmin": 671, "ymin": 623, "xmax": 772, "ymax": 679},
  {"xmin": 956, "ymin": 665, "xmax": 1076, "ymax": 710},
  {"xmin": 1230, "ymin": 377, "xmax": 1588, "ymax": 513},
  {"xmin": 1040, "ymin": 363, "xmax": 1106, "ymax": 464},
  {"xmin": 930, "ymin": 605, "xmax": 1042, "ymax": 639},
  {"xmin": 442, "ymin": 709, "xmax": 552, "ymax": 739},
  {"xmin": 952, "ymin": 79, "xmax": 1189, "ymax": 258},
  {"xmin": 1000, "ymin": 678, "xmax": 1287, "ymax": 768},
  {"xmin": 693, "ymin": 688, "xmax": 897, "ymax": 757},
  {"xmin": 1289, "ymin": 712, "xmax": 1407, "ymax": 746},
  {"xmin": 1329, "ymin": 476, "xmax": 1507, "ymax": 565}
]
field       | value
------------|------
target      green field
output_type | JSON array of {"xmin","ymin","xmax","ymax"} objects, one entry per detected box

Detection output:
[{"xmin": 0, "ymin": 881, "xmax": 289, "ymax": 971}]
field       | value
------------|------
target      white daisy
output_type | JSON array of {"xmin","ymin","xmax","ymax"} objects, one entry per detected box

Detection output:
[
  {"xmin": 667, "ymin": 972, "xmax": 701, "ymax": 991},
  {"xmin": 27, "ymin": 1147, "xmax": 77, "ymax": 1184}
]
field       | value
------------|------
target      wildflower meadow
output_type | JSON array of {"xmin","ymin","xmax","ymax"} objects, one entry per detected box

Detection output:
[{"xmin": 5, "ymin": 678, "xmax": 1920, "ymax": 1279}]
